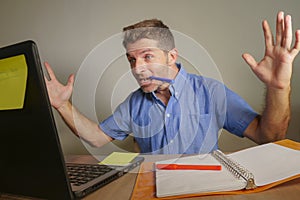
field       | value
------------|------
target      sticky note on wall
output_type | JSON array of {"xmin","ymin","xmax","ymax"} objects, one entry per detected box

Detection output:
[{"xmin": 0, "ymin": 55, "xmax": 28, "ymax": 110}]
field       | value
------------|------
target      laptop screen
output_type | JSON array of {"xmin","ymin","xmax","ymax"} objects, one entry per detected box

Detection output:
[{"xmin": 0, "ymin": 41, "xmax": 74, "ymax": 199}]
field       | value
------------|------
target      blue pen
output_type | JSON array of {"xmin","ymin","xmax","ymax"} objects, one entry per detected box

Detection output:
[{"xmin": 150, "ymin": 76, "xmax": 174, "ymax": 84}]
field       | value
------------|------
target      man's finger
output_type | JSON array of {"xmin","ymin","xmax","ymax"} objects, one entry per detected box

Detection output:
[
  {"xmin": 283, "ymin": 15, "xmax": 292, "ymax": 49},
  {"xmin": 242, "ymin": 53, "xmax": 258, "ymax": 70},
  {"xmin": 291, "ymin": 30, "xmax": 300, "ymax": 57},
  {"xmin": 44, "ymin": 62, "xmax": 56, "ymax": 80},
  {"xmin": 67, "ymin": 74, "xmax": 75, "ymax": 87},
  {"xmin": 262, "ymin": 20, "xmax": 274, "ymax": 51},
  {"xmin": 276, "ymin": 11, "xmax": 284, "ymax": 46}
]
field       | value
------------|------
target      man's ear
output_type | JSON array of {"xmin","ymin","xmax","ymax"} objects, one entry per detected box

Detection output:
[{"xmin": 167, "ymin": 48, "xmax": 178, "ymax": 65}]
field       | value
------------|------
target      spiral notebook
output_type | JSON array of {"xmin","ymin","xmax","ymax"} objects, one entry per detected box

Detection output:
[
  {"xmin": 154, "ymin": 142, "xmax": 300, "ymax": 198},
  {"xmin": 130, "ymin": 140, "xmax": 300, "ymax": 199}
]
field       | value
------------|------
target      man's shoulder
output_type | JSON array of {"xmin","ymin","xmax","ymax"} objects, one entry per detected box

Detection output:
[
  {"xmin": 130, "ymin": 88, "xmax": 146, "ymax": 96},
  {"xmin": 186, "ymin": 73, "xmax": 224, "ymax": 88},
  {"xmin": 128, "ymin": 88, "xmax": 152, "ymax": 101}
]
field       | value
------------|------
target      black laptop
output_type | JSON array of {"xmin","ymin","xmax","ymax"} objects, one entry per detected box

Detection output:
[{"xmin": 0, "ymin": 40, "xmax": 144, "ymax": 199}]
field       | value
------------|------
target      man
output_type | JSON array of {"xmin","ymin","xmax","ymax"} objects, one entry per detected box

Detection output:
[{"xmin": 45, "ymin": 12, "xmax": 300, "ymax": 154}]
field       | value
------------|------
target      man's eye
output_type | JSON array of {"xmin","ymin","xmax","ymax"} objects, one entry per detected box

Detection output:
[
  {"xmin": 145, "ymin": 55, "xmax": 153, "ymax": 60},
  {"xmin": 129, "ymin": 58, "xmax": 136, "ymax": 64}
]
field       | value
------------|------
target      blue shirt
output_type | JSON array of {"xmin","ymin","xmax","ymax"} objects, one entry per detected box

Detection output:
[{"xmin": 100, "ymin": 64, "xmax": 258, "ymax": 154}]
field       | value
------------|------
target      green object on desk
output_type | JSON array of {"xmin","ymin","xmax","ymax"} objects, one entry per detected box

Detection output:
[{"xmin": 99, "ymin": 152, "xmax": 139, "ymax": 166}]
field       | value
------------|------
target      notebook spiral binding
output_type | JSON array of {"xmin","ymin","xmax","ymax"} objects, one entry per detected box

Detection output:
[{"xmin": 212, "ymin": 150, "xmax": 257, "ymax": 190}]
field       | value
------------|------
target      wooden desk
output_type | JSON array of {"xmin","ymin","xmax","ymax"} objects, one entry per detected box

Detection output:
[
  {"xmin": 1, "ymin": 140, "xmax": 300, "ymax": 200},
  {"xmin": 66, "ymin": 152, "xmax": 300, "ymax": 200},
  {"xmin": 78, "ymin": 140, "xmax": 300, "ymax": 200}
]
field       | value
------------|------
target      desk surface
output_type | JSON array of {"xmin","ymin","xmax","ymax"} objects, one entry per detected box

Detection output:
[
  {"xmin": 1, "ymin": 140, "xmax": 300, "ymax": 200},
  {"xmin": 66, "ymin": 153, "xmax": 300, "ymax": 200}
]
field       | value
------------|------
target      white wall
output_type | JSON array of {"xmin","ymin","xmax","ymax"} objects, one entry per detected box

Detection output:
[{"xmin": 1, "ymin": 0, "xmax": 299, "ymax": 154}]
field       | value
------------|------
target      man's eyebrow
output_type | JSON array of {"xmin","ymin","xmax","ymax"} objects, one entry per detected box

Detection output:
[
  {"xmin": 126, "ymin": 48, "xmax": 156, "ymax": 57},
  {"xmin": 140, "ymin": 48, "xmax": 155, "ymax": 54}
]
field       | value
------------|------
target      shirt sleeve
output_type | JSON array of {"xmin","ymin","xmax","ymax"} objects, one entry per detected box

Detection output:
[
  {"xmin": 223, "ymin": 87, "xmax": 258, "ymax": 137},
  {"xmin": 99, "ymin": 94, "xmax": 133, "ymax": 141}
]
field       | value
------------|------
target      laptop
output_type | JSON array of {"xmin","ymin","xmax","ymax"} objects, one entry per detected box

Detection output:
[{"xmin": 0, "ymin": 40, "xmax": 144, "ymax": 199}]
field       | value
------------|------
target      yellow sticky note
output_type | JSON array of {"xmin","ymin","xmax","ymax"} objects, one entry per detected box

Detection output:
[
  {"xmin": 99, "ymin": 152, "xmax": 139, "ymax": 166},
  {"xmin": 0, "ymin": 55, "xmax": 27, "ymax": 110}
]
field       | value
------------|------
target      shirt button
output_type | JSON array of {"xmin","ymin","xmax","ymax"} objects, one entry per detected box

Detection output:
[
  {"xmin": 166, "ymin": 113, "xmax": 171, "ymax": 118},
  {"xmin": 170, "ymin": 140, "xmax": 174, "ymax": 144}
]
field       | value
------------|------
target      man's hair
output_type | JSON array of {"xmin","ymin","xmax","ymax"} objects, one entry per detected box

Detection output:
[{"xmin": 122, "ymin": 19, "xmax": 175, "ymax": 51}]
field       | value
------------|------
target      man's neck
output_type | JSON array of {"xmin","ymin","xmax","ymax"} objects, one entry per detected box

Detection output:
[
  {"xmin": 155, "ymin": 87, "xmax": 172, "ymax": 106},
  {"xmin": 155, "ymin": 63, "xmax": 179, "ymax": 105}
]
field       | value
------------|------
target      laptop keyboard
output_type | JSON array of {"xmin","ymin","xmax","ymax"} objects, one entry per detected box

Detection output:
[{"xmin": 66, "ymin": 163, "xmax": 114, "ymax": 186}]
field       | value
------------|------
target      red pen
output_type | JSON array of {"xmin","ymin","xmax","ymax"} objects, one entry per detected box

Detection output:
[{"xmin": 156, "ymin": 164, "xmax": 222, "ymax": 171}]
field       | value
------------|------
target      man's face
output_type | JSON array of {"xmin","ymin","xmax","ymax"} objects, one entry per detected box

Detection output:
[{"xmin": 126, "ymin": 38, "xmax": 173, "ymax": 93}]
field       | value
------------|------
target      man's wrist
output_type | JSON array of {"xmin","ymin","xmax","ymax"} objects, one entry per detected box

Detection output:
[
  {"xmin": 57, "ymin": 101, "xmax": 72, "ymax": 114},
  {"xmin": 266, "ymin": 85, "xmax": 291, "ymax": 95}
]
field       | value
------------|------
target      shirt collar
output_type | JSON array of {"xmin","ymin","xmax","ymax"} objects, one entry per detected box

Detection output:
[
  {"xmin": 150, "ymin": 63, "xmax": 187, "ymax": 101},
  {"xmin": 169, "ymin": 63, "xmax": 187, "ymax": 99}
]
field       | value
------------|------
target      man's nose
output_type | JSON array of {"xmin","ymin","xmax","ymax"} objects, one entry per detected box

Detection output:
[{"xmin": 132, "ymin": 59, "xmax": 147, "ymax": 74}]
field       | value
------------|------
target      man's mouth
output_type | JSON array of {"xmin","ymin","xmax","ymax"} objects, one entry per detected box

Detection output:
[
  {"xmin": 138, "ymin": 76, "xmax": 174, "ymax": 86},
  {"xmin": 138, "ymin": 77, "xmax": 152, "ymax": 85}
]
